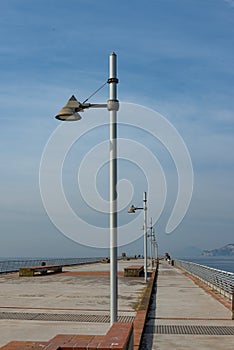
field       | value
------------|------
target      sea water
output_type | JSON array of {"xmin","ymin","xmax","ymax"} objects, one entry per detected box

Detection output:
[
  {"xmin": 184, "ymin": 256, "xmax": 234, "ymax": 273},
  {"xmin": 0, "ymin": 257, "xmax": 104, "ymax": 273}
]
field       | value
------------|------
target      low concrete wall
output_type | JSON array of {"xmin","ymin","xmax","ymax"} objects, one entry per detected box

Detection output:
[{"xmin": 133, "ymin": 262, "xmax": 158, "ymax": 350}]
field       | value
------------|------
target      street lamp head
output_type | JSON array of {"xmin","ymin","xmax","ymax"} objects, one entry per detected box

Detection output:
[
  {"xmin": 128, "ymin": 205, "xmax": 136, "ymax": 213},
  {"xmin": 55, "ymin": 95, "xmax": 83, "ymax": 121},
  {"xmin": 55, "ymin": 95, "xmax": 110, "ymax": 121}
]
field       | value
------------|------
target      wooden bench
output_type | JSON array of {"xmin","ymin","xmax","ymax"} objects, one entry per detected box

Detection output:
[
  {"xmin": 124, "ymin": 265, "xmax": 144, "ymax": 277},
  {"xmin": 19, "ymin": 265, "xmax": 62, "ymax": 277}
]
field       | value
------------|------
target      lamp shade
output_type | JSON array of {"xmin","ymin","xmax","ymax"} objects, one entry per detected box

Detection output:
[
  {"xmin": 55, "ymin": 108, "xmax": 82, "ymax": 121},
  {"xmin": 55, "ymin": 95, "xmax": 83, "ymax": 121}
]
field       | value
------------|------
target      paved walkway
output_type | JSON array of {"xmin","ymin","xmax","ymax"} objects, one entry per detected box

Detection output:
[
  {"xmin": 141, "ymin": 261, "xmax": 234, "ymax": 350},
  {"xmin": 0, "ymin": 260, "xmax": 146, "ymax": 347}
]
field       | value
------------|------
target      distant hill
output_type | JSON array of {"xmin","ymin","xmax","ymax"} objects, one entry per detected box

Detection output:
[
  {"xmin": 174, "ymin": 246, "xmax": 202, "ymax": 258},
  {"xmin": 202, "ymin": 243, "xmax": 234, "ymax": 256}
]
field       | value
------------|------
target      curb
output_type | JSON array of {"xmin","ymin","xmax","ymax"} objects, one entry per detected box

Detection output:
[{"xmin": 133, "ymin": 263, "xmax": 158, "ymax": 350}]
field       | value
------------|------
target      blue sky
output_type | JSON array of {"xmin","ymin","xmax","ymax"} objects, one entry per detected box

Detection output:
[{"xmin": 0, "ymin": 0, "xmax": 233, "ymax": 258}]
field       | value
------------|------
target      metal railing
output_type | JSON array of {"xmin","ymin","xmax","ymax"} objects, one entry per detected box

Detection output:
[
  {"xmin": 174, "ymin": 259, "xmax": 234, "ymax": 300},
  {"xmin": 0, "ymin": 257, "xmax": 104, "ymax": 274}
]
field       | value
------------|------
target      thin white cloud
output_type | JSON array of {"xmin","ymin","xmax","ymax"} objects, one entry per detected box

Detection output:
[{"xmin": 224, "ymin": 0, "xmax": 234, "ymax": 7}]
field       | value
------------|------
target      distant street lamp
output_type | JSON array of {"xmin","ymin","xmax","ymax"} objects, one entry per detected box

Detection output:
[
  {"xmin": 141, "ymin": 217, "xmax": 155, "ymax": 270},
  {"xmin": 54, "ymin": 52, "xmax": 119, "ymax": 326},
  {"xmin": 153, "ymin": 238, "xmax": 158, "ymax": 261},
  {"xmin": 128, "ymin": 192, "xmax": 148, "ymax": 281},
  {"xmin": 148, "ymin": 217, "xmax": 154, "ymax": 269},
  {"xmin": 149, "ymin": 223, "xmax": 158, "ymax": 265}
]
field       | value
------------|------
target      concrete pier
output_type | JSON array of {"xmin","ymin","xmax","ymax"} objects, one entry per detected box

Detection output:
[
  {"xmin": 141, "ymin": 261, "xmax": 234, "ymax": 350},
  {"xmin": 0, "ymin": 259, "xmax": 233, "ymax": 349}
]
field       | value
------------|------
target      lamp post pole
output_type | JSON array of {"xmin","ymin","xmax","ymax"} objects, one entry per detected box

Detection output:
[
  {"xmin": 108, "ymin": 52, "xmax": 118, "ymax": 325},
  {"xmin": 143, "ymin": 191, "xmax": 148, "ymax": 281}
]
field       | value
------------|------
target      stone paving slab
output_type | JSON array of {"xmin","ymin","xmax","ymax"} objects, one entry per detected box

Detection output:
[
  {"xmin": 147, "ymin": 334, "xmax": 234, "ymax": 350},
  {"xmin": 153, "ymin": 265, "xmax": 231, "ymax": 320},
  {"xmin": 141, "ymin": 261, "xmax": 234, "ymax": 350}
]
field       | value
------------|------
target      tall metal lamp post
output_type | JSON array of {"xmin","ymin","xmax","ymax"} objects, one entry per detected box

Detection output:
[
  {"xmin": 128, "ymin": 191, "xmax": 148, "ymax": 281},
  {"xmin": 54, "ymin": 52, "xmax": 119, "ymax": 325}
]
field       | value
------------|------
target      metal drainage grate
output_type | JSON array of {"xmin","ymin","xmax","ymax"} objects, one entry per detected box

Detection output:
[
  {"xmin": 0, "ymin": 312, "xmax": 134, "ymax": 323},
  {"xmin": 144, "ymin": 325, "xmax": 234, "ymax": 336}
]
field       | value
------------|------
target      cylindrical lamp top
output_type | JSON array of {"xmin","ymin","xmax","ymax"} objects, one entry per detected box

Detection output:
[{"xmin": 109, "ymin": 52, "xmax": 117, "ymax": 79}]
